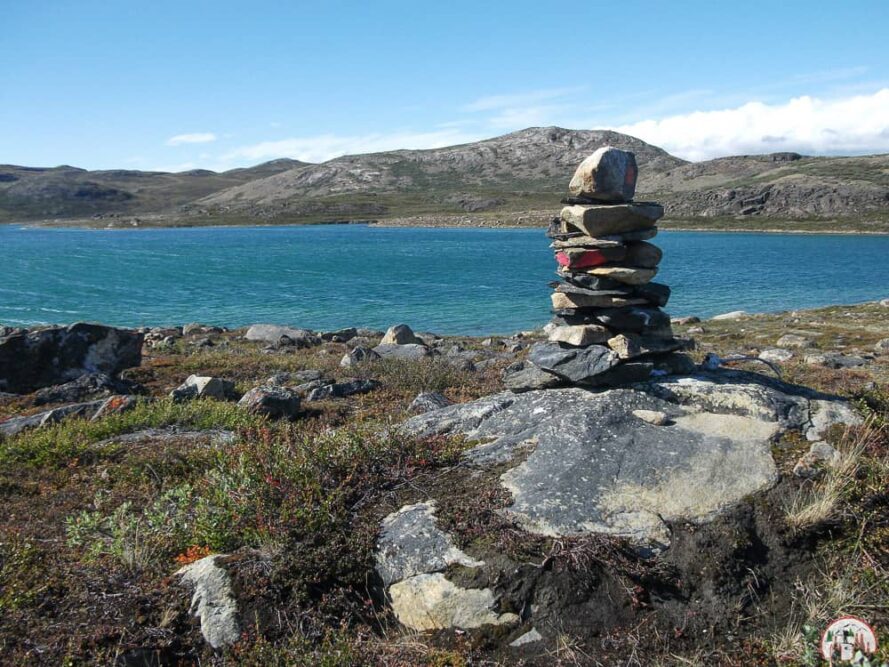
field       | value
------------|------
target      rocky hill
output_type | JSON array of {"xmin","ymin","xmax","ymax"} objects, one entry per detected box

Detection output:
[
  {"xmin": 0, "ymin": 158, "xmax": 306, "ymax": 222},
  {"xmin": 1, "ymin": 128, "xmax": 887, "ymax": 228}
]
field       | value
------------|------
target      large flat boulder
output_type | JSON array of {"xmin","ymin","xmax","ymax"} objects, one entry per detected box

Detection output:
[
  {"xmin": 0, "ymin": 323, "xmax": 143, "ymax": 394},
  {"xmin": 400, "ymin": 372, "xmax": 859, "ymax": 547},
  {"xmin": 243, "ymin": 324, "xmax": 320, "ymax": 346}
]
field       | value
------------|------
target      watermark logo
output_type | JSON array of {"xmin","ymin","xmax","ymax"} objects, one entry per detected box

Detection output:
[{"xmin": 821, "ymin": 616, "xmax": 878, "ymax": 663}]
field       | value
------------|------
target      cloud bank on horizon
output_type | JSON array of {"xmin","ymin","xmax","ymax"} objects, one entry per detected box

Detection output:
[
  {"xmin": 209, "ymin": 88, "xmax": 889, "ymax": 169},
  {"xmin": 617, "ymin": 88, "xmax": 889, "ymax": 161}
]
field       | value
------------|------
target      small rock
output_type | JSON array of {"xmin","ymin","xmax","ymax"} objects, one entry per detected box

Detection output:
[
  {"xmin": 712, "ymin": 310, "xmax": 748, "ymax": 321},
  {"xmin": 306, "ymin": 379, "xmax": 381, "ymax": 401},
  {"xmin": 874, "ymin": 338, "xmax": 889, "ymax": 355},
  {"xmin": 321, "ymin": 327, "xmax": 357, "ymax": 342},
  {"xmin": 793, "ymin": 441, "xmax": 840, "ymax": 479},
  {"xmin": 671, "ymin": 316, "xmax": 700, "ymax": 325},
  {"xmin": 388, "ymin": 573, "xmax": 518, "ymax": 631},
  {"xmin": 879, "ymin": 298, "xmax": 889, "ymax": 307},
  {"xmin": 380, "ymin": 324, "xmax": 422, "ymax": 346},
  {"xmin": 294, "ymin": 379, "xmax": 332, "ymax": 395},
  {"xmin": 687, "ymin": 326, "xmax": 705, "ymax": 335},
  {"xmin": 340, "ymin": 346, "xmax": 381, "ymax": 368},
  {"xmin": 776, "ymin": 334, "xmax": 812, "ymax": 348},
  {"xmin": 177, "ymin": 555, "xmax": 240, "ymax": 650},
  {"xmin": 632, "ymin": 409, "xmax": 670, "ymax": 425},
  {"xmin": 806, "ymin": 399, "xmax": 862, "ymax": 441},
  {"xmin": 372, "ymin": 343, "xmax": 432, "ymax": 361},
  {"xmin": 510, "ymin": 628, "xmax": 543, "ymax": 648},
  {"xmin": 409, "ymin": 392, "xmax": 454, "ymax": 414},
  {"xmin": 265, "ymin": 370, "xmax": 325, "ymax": 386},
  {"xmin": 182, "ymin": 323, "xmax": 221, "ymax": 336},
  {"xmin": 237, "ymin": 386, "xmax": 300, "ymax": 419},
  {"xmin": 170, "ymin": 375, "xmax": 236, "ymax": 401},
  {"xmin": 804, "ymin": 352, "xmax": 867, "ymax": 369},
  {"xmin": 759, "ymin": 348, "xmax": 794, "ymax": 363}
]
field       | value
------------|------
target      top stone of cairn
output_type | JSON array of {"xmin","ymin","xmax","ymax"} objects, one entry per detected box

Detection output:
[{"xmin": 567, "ymin": 146, "xmax": 637, "ymax": 202}]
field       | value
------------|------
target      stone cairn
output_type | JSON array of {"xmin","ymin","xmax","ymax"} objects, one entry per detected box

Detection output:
[{"xmin": 515, "ymin": 146, "xmax": 692, "ymax": 390}]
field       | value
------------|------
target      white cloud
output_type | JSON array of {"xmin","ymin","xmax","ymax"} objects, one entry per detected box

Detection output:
[
  {"xmin": 462, "ymin": 86, "xmax": 586, "ymax": 112},
  {"xmin": 222, "ymin": 128, "xmax": 484, "ymax": 164},
  {"xmin": 613, "ymin": 89, "xmax": 889, "ymax": 161},
  {"xmin": 165, "ymin": 132, "xmax": 217, "ymax": 146}
]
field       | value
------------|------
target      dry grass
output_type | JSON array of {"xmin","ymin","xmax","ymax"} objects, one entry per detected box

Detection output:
[
  {"xmin": 783, "ymin": 418, "xmax": 884, "ymax": 531},
  {"xmin": 770, "ymin": 569, "xmax": 884, "ymax": 665}
]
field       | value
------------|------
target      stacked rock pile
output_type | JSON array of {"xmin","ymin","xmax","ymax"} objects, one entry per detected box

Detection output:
[{"xmin": 517, "ymin": 146, "xmax": 691, "ymax": 389}]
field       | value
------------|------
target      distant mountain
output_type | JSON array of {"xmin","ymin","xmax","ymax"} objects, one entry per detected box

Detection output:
[
  {"xmin": 1, "ymin": 128, "xmax": 886, "ymax": 227},
  {"xmin": 0, "ymin": 158, "xmax": 307, "ymax": 221}
]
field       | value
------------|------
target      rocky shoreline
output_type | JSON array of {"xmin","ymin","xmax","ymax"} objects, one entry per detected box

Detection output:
[
  {"xmin": 11, "ymin": 210, "xmax": 889, "ymax": 235},
  {"xmin": 1, "ymin": 301, "xmax": 887, "ymax": 665}
]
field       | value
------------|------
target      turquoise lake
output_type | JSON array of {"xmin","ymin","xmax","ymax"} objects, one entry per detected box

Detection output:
[{"xmin": 1, "ymin": 224, "xmax": 887, "ymax": 335}]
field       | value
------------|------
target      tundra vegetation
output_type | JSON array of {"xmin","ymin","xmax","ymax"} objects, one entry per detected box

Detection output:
[{"xmin": 0, "ymin": 302, "xmax": 887, "ymax": 665}]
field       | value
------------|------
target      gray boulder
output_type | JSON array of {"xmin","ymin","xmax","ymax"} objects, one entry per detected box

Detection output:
[
  {"xmin": 759, "ymin": 348, "xmax": 794, "ymax": 363},
  {"xmin": 372, "ymin": 343, "xmax": 432, "ymax": 361},
  {"xmin": 0, "ymin": 323, "xmax": 143, "ymax": 394},
  {"xmin": 321, "ymin": 327, "xmax": 358, "ymax": 343},
  {"xmin": 776, "ymin": 334, "xmax": 812, "ymax": 348},
  {"xmin": 340, "ymin": 346, "xmax": 381, "ymax": 368},
  {"xmin": 873, "ymin": 338, "xmax": 889, "ymax": 355},
  {"xmin": 294, "ymin": 379, "xmax": 333, "ymax": 395},
  {"xmin": 803, "ymin": 352, "xmax": 867, "ymax": 369},
  {"xmin": 266, "ymin": 370, "xmax": 326, "ymax": 386},
  {"xmin": 306, "ymin": 379, "xmax": 380, "ymax": 402},
  {"xmin": 380, "ymin": 324, "xmax": 422, "ymax": 345},
  {"xmin": 177, "ymin": 555, "xmax": 240, "ymax": 650},
  {"xmin": 409, "ymin": 392, "xmax": 453, "ymax": 413},
  {"xmin": 170, "ymin": 375, "xmax": 236, "ymax": 401},
  {"xmin": 400, "ymin": 371, "xmax": 860, "ymax": 547},
  {"xmin": 238, "ymin": 386, "xmax": 300, "ymax": 419},
  {"xmin": 712, "ymin": 310, "xmax": 749, "ymax": 321},
  {"xmin": 244, "ymin": 324, "xmax": 320, "ymax": 347}
]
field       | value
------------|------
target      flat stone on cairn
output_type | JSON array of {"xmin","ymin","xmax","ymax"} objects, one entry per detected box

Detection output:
[{"xmin": 514, "ymin": 146, "xmax": 691, "ymax": 390}]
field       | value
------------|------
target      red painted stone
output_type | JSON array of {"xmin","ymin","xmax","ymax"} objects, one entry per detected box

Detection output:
[{"xmin": 556, "ymin": 250, "xmax": 610, "ymax": 269}]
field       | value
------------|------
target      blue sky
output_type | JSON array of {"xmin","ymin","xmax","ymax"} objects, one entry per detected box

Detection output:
[{"xmin": 2, "ymin": 0, "xmax": 888, "ymax": 170}]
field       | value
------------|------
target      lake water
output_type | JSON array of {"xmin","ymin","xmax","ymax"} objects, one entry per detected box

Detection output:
[{"xmin": 1, "ymin": 224, "xmax": 887, "ymax": 335}]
